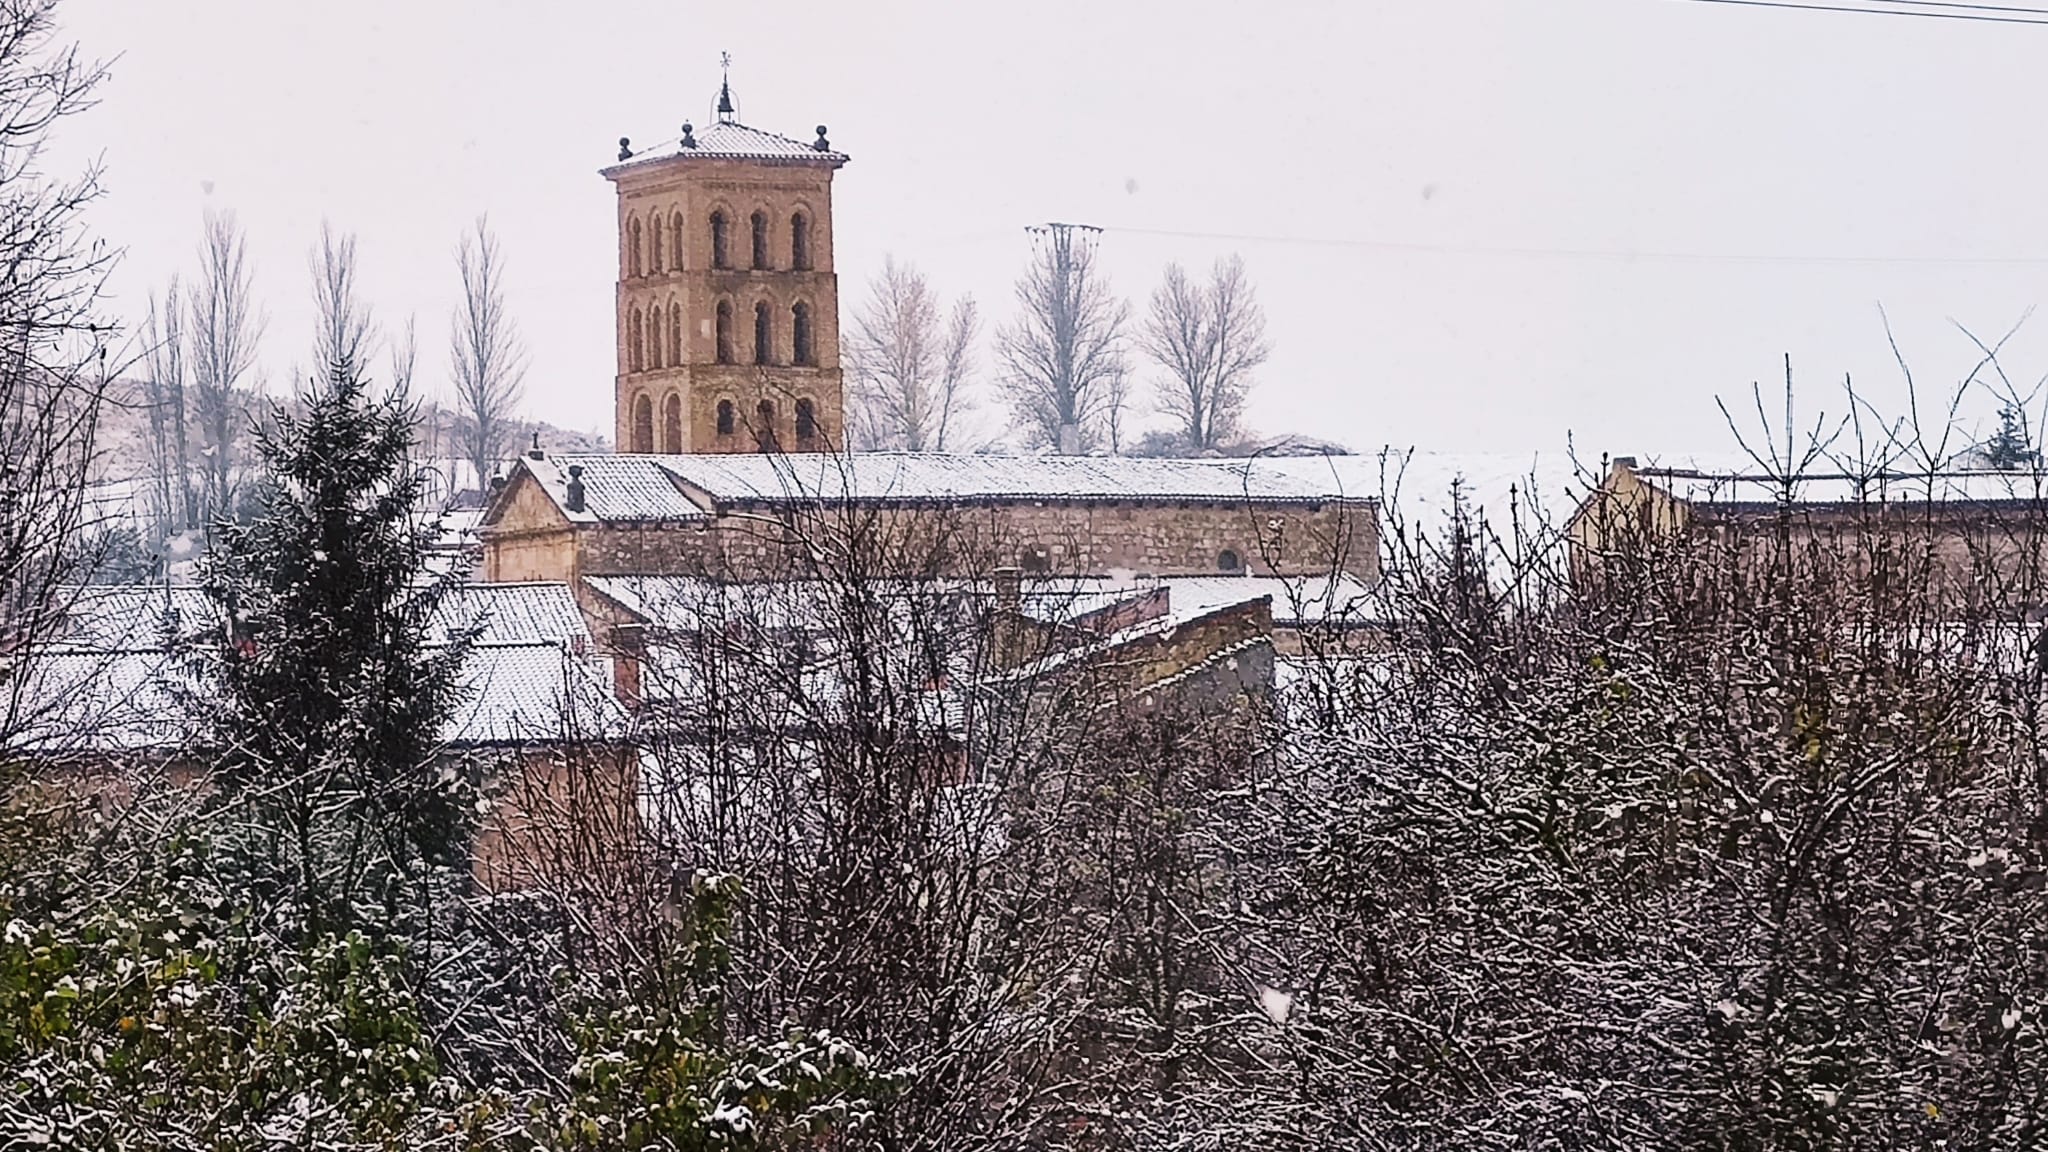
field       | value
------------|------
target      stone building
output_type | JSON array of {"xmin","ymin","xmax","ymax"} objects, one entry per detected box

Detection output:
[
  {"xmin": 603, "ymin": 77, "xmax": 847, "ymax": 455},
  {"xmin": 1570, "ymin": 456, "xmax": 2048, "ymax": 605}
]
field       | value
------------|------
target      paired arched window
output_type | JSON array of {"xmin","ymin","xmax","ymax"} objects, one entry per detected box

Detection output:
[
  {"xmin": 791, "ymin": 301, "xmax": 814, "ymax": 366},
  {"xmin": 631, "ymin": 393, "xmax": 654, "ymax": 453},
  {"xmin": 716, "ymin": 399, "xmax": 736, "ymax": 436},
  {"xmin": 649, "ymin": 218, "xmax": 663, "ymax": 276},
  {"xmin": 670, "ymin": 211, "xmax": 686, "ymax": 271},
  {"xmin": 710, "ymin": 210, "xmax": 731, "ymax": 270},
  {"xmin": 1218, "ymin": 548, "xmax": 1242, "ymax": 573},
  {"xmin": 795, "ymin": 398, "xmax": 818, "ymax": 443},
  {"xmin": 628, "ymin": 217, "xmax": 643, "ymax": 277},
  {"xmin": 790, "ymin": 212, "xmax": 812, "ymax": 271},
  {"xmin": 750, "ymin": 211, "xmax": 770, "ymax": 270},
  {"xmin": 668, "ymin": 300, "xmax": 683, "ymax": 366},
  {"xmin": 649, "ymin": 307, "xmax": 664, "ymax": 369},
  {"xmin": 628, "ymin": 307, "xmax": 644, "ymax": 372},
  {"xmin": 753, "ymin": 301, "xmax": 773, "ymax": 365},
  {"xmin": 755, "ymin": 399, "xmax": 777, "ymax": 451},
  {"xmin": 662, "ymin": 393, "xmax": 683, "ymax": 452},
  {"xmin": 715, "ymin": 299, "xmax": 735, "ymax": 364}
]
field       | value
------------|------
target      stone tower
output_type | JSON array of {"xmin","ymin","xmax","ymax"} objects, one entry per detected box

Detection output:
[{"xmin": 602, "ymin": 84, "xmax": 848, "ymax": 454}]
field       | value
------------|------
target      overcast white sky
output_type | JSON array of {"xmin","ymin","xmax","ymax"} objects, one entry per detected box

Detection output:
[{"xmin": 45, "ymin": 0, "xmax": 2048, "ymax": 459}]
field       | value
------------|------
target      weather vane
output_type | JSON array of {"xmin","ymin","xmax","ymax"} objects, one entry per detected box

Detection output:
[{"xmin": 716, "ymin": 52, "xmax": 737, "ymax": 124}]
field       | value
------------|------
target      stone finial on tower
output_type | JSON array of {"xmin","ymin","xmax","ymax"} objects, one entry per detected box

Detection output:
[
  {"xmin": 813, "ymin": 125, "xmax": 831, "ymax": 152},
  {"xmin": 680, "ymin": 122, "xmax": 696, "ymax": 150},
  {"xmin": 617, "ymin": 137, "xmax": 632, "ymax": 162}
]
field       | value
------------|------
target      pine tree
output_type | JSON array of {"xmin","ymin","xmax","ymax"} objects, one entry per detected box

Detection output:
[
  {"xmin": 198, "ymin": 361, "xmax": 474, "ymax": 940},
  {"xmin": 1984, "ymin": 402, "xmax": 2039, "ymax": 471}
]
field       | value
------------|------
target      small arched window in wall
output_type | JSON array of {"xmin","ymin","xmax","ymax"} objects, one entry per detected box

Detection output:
[
  {"xmin": 662, "ymin": 392, "xmax": 683, "ymax": 452},
  {"xmin": 649, "ymin": 307, "xmax": 664, "ymax": 369},
  {"xmin": 791, "ymin": 301, "xmax": 814, "ymax": 367},
  {"xmin": 715, "ymin": 299, "xmax": 735, "ymax": 364},
  {"xmin": 1218, "ymin": 548, "xmax": 1242, "ymax": 573},
  {"xmin": 668, "ymin": 300, "xmax": 683, "ymax": 365},
  {"xmin": 670, "ymin": 211, "xmax": 685, "ymax": 271},
  {"xmin": 710, "ymin": 210, "xmax": 731, "ymax": 270},
  {"xmin": 795, "ymin": 398, "xmax": 818, "ymax": 443},
  {"xmin": 631, "ymin": 393, "xmax": 654, "ymax": 453},
  {"xmin": 628, "ymin": 216, "xmax": 643, "ymax": 277},
  {"xmin": 716, "ymin": 398, "xmax": 735, "ymax": 436},
  {"xmin": 753, "ymin": 301, "xmax": 773, "ymax": 366},
  {"xmin": 790, "ymin": 212, "xmax": 811, "ymax": 270},
  {"xmin": 755, "ymin": 399, "xmax": 778, "ymax": 451},
  {"xmin": 649, "ymin": 218, "xmax": 663, "ymax": 276},
  {"xmin": 628, "ymin": 307, "xmax": 644, "ymax": 372},
  {"xmin": 1020, "ymin": 545, "xmax": 1051, "ymax": 574},
  {"xmin": 750, "ymin": 210, "xmax": 770, "ymax": 270}
]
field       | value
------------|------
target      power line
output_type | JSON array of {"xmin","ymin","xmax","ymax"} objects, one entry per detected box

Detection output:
[
  {"xmin": 1099, "ymin": 225, "xmax": 2048, "ymax": 267},
  {"xmin": 1670, "ymin": 0, "xmax": 2048, "ymax": 24}
]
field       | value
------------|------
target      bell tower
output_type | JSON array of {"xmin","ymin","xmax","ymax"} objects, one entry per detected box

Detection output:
[{"xmin": 602, "ymin": 72, "xmax": 847, "ymax": 454}]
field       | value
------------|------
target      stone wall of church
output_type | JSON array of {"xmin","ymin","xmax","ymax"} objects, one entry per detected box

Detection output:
[{"xmin": 557, "ymin": 498, "xmax": 1378, "ymax": 582}]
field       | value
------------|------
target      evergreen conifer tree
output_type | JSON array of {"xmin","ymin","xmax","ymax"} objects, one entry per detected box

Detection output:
[
  {"xmin": 1983, "ymin": 402, "xmax": 2039, "ymax": 471},
  {"xmin": 198, "ymin": 360, "xmax": 474, "ymax": 940}
]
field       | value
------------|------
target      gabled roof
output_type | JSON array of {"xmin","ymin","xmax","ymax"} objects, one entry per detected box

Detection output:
[
  {"xmin": 602, "ymin": 121, "xmax": 848, "ymax": 175},
  {"xmin": 493, "ymin": 451, "xmax": 1381, "ymax": 526},
  {"xmin": 1620, "ymin": 453, "xmax": 2048, "ymax": 510}
]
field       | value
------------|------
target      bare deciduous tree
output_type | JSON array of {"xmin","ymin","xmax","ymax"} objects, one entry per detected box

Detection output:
[
  {"xmin": 996, "ymin": 223, "xmax": 1129, "ymax": 452},
  {"xmin": 847, "ymin": 258, "xmax": 978, "ymax": 452},
  {"xmin": 309, "ymin": 222, "xmax": 372, "ymax": 382},
  {"xmin": 142, "ymin": 278, "xmax": 191, "ymax": 535},
  {"xmin": 0, "ymin": 0, "xmax": 116, "ymax": 751},
  {"xmin": 449, "ymin": 216, "xmax": 526, "ymax": 498},
  {"xmin": 1140, "ymin": 255, "xmax": 1269, "ymax": 453},
  {"xmin": 187, "ymin": 209, "xmax": 264, "ymax": 523}
]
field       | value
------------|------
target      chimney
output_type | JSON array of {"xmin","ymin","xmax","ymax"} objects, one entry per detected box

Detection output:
[
  {"xmin": 565, "ymin": 463, "xmax": 586, "ymax": 513},
  {"xmin": 527, "ymin": 431, "xmax": 544, "ymax": 460},
  {"xmin": 1057, "ymin": 422, "xmax": 1081, "ymax": 456},
  {"xmin": 993, "ymin": 566, "xmax": 1022, "ymax": 614},
  {"xmin": 610, "ymin": 623, "xmax": 646, "ymax": 709},
  {"xmin": 990, "ymin": 566, "xmax": 1024, "ymax": 668},
  {"xmin": 1611, "ymin": 455, "xmax": 1638, "ymax": 473}
]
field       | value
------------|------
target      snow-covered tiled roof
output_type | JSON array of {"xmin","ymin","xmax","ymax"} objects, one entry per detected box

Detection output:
[
  {"xmin": 18, "ymin": 581, "xmax": 617, "ymax": 753},
  {"xmin": 1625, "ymin": 452, "xmax": 2048, "ymax": 509},
  {"xmin": 1253, "ymin": 450, "xmax": 1591, "ymax": 538},
  {"xmin": 49, "ymin": 583, "xmax": 590, "ymax": 652},
  {"xmin": 435, "ymin": 583, "xmax": 591, "ymax": 647},
  {"xmin": 603, "ymin": 121, "xmax": 848, "ymax": 173},
  {"xmin": 507, "ymin": 451, "xmax": 1382, "ymax": 525}
]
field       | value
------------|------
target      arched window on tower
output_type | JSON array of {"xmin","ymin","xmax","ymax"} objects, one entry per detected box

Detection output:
[
  {"xmin": 649, "ymin": 217, "xmax": 663, "ymax": 275},
  {"xmin": 649, "ymin": 307, "xmax": 664, "ymax": 369},
  {"xmin": 670, "ymin": 211, "xmax": 685, "ymax": 271},
  {"xmin": 668, "ymin": 300, "xmax": 683, "ymax": 365},
  {"xmin": 795, "ymin": 398, "xmax": 818, "ymax": 444},
  {"xmin": 790, "ymin": 212, "xmax": 812, "ymax": 271},
  {"xmin": 716, "ymin": 399, "xmax": 735, "ymax": 437},
  {"xmin": 631, "ymin": 393, "xmax": 654, "ymax": 453},
  {"xmin": 753, "ymin": 301, "xmax": 773, "ymax": 366},
  {"xmin": 628, "ymin": 217, "xmax": 643, "ymax": 278},
  {"xmin": 663, "ymin": 392, "xmax": 683, "ymax": 452},
  {"xmin": 715, "ymin": 299, "xmax": 734, "ymax": 364},
  {"xmin": 750, "ymin": 211, "xmax": 770, "ymax": 270},
  {"xmin": 1218, "ymin": 548, "xmax": 1242, "ymax": 573},
  {"xmin": 628, "ymin": 307, "xmax": 644, "ymax": 373},
  {"xmin": 755, "ymin": 399, "xmax": 778, "ymax": 451},
  {"xmin": 710, "ymin": 210, "xmax": 730, "ymax": 269},
  {"xmin": 791, "ymin": 301, "xmax": 814, "ymax": 367}
]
